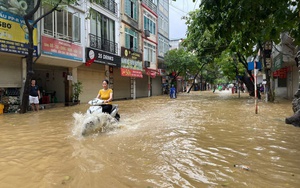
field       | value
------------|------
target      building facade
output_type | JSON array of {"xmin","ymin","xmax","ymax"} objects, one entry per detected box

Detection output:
[{"xmin": 0, "ymin": 0, "xmax": 170, "ymax": 113}]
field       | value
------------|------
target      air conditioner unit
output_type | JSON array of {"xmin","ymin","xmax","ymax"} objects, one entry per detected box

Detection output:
[
  {"xmin": 144, "ymin": 61, "xmax": 150, "ymax": 67},
  {"xmin": 144, "ymin": 30, "xmax": 150, "ymax": 38}
]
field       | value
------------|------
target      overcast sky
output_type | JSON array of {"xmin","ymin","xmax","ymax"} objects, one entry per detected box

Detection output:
[{"xmin": 169, "ymin": 0, "xmax": 200, "ymax": 40}]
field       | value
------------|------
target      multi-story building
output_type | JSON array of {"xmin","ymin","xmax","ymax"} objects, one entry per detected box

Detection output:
[
  {"xmin": 0, "ymin": 0, "xmax": 170, "ymax": 113},
  {"xmin": 117, "ymin": 0, "xmax": 164, "ymax": 99},
  {"xmin": 157, "ymin": 0, "xmax": 169, "ymax": 84},
  {"xmin": 81, "ymin": 0, "xmax": 121, "ymax": 102}
]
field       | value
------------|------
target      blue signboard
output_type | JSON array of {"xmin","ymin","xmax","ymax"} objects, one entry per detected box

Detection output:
[{"xmin": 248, "ymin": 61, "xmax": 262, "ymax": 70}]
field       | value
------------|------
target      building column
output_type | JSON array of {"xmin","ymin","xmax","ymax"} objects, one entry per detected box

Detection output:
[{"xmin": 20, "ymin": 58, "xmax": 27, "ymax": 101}]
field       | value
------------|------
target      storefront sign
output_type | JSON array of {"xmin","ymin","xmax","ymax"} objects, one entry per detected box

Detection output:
[
  {"xmin": 0, "ymin": 1, "xmax": 34, "ymax": 16},
  {"xmin": 273, "ymin": 67, "xmax": 288, "ymax": 78},
  {"xmin": 272, "ymin": 54, "xmax": 283, "ymax": 71},
  {"xmin": 121, "ymin": 47, "xmax": 143, "ymax": 71},
  {"xmin": 121, "ymin": 68, "xmax": 143, "ymax": 78},
  {"xmin": 42, "ymin": 36, "xmax": 83, "ymax": 61},
  {"xmin": 121, "ymin": 47, "xmax": 142, "ymax": 61},
  {"xmin": 121, "ymin": 58, "xmax": 143, "ymax": 70},
  {"xmin": 0, "ymin": 11, "xmax": 37, "ymax": 56},
  {"xmin": 146, "ymin": 68, "xmax": 157, "ymax": 78},
  {"xmin": 86, "ymin": 47, "xmax": 121, "ymax": 67}
]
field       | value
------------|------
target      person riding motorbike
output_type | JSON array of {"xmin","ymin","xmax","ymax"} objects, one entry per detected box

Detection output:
[{"xmin": 96, "ymin": 79, "xmax": 113, "ymax": 114}]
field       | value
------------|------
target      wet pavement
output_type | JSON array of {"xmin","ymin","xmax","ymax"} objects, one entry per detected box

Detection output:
[{"xmin": 0, "ymin": 90, "xmax": 299, "ymax": 188}]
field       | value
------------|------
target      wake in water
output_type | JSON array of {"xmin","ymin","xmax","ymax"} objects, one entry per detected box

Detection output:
[{"xmin": 72, "ymin": 112, "xmax": 119, "ymax": 137}]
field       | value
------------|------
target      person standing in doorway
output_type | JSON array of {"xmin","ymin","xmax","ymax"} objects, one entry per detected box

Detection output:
[
  {"xmin": 29, "ymin": 79, "xmax": 41, "ymax": 111},
  {"xmin": 96, "ymin": 79, "xmax": 113, "ymax": 114}
]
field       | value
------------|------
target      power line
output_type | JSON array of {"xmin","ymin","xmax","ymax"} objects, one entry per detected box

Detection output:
[{"xmin": 169, "ymin": 1, "xmax": 188, "ymax": 15}]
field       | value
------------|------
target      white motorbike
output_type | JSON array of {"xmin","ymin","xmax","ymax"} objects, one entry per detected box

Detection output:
[
  {"xmin": 72, "ymin": 98, "xmax": 120, "ymax": 136},
  {"xmin": 87, "ymin": 98, "xmax": 120, "ymax": 121}
]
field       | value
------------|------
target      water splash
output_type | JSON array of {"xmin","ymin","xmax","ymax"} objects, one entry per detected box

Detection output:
[{"xmin": 72, "ymin": 112, "xmax": 119, "ymax": 137}]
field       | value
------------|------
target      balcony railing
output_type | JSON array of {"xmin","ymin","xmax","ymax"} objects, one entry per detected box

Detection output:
[
  {"xmin": 142, "ymin": 0, "xmax": 157, "ymax": 13},
  {"xmin": 89, "ymin": 33, "xmax": 118, "ymax": 54},
  {"xmin": 94, "ymin": 0, "xmax": 117, "ymax": 15}
]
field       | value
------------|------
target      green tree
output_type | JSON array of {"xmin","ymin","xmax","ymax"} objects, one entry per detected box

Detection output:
[
  {"xmin": 183, "ymin": 0, "xmax": 299, "ymax": 101},
  {"xmin": 20, "ymin": 0, "xmax": 78, "ymax": 113},
  {"xmin": 164, "ymin": 48, "xmax": 203, "ymax": 91},
  {"xmin": 164, "ymin": 48, "xmax": 189, "ymax": 84}
]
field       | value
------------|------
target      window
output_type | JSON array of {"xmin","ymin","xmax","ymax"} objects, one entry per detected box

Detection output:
[
  {"xmin": 158, "ymin": 36, "xmax": 169, "ymax": 57},
  {"xmin": 125, "ymin": 0, "xmax": 137, "ymax": 20},
  {"xmin": 43, "ymin": 5, "xmax": 81, "ymax": 42},
  {"xmin": 144, "ymin": 42, "xmax": 156, "ymax": 64},
  {"xmin": 125, "ymin": 28, "xmax": 138, "ymax": 51},
  {"xmin": 90, "ymin": 9, "xmax": 115, "ymax": 52},
  {"xmin": 151, "ymin": 0, "xmax": 157, "ymax": 5},
  {"xmin": 144, "ymin": 14, "xmax": 156, "ymax": 35},
  {"xmin": 91, "ymin": 0, "xmax": 116, "ymax": 14}
]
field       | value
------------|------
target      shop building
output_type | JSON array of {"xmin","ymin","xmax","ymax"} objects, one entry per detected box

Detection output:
[
  {"xmin": 0, "ymin": 0, "xmax": 170, "ymax": 113},
  {"xmin": 271, "ymin": 32, "xmax": 299, "ymax": 99}
]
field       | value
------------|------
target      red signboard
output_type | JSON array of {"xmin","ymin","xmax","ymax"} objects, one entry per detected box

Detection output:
[
  {"xmin": 146, "ymin": 68, "xmax": 157, "ymax": 78},
  {"xmin": 41, "ymin": 35, "xmax": 83, "ymax": 61},
  {"xmin": 273, "ymin": 67, "xmax": 288, "ymax": 78},
  {"xmin": 121, "ymin": 68, "xmax": 143, "ymax": 78}
]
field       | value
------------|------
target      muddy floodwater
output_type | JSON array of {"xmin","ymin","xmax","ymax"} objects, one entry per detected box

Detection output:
[{"xmin": 0, "ymin": 90, "xmax": 299, "ymax": 188}]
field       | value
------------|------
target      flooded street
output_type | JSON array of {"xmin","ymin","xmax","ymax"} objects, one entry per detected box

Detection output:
[{"xmin": 0, "ymin": 90, "xmax": 299, "ymax": 188}]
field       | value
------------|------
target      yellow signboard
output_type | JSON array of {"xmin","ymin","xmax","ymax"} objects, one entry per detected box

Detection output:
[
  {"xmin": 0, "ymin": 11, "xmax": 37, "ymax": 55},
  {"xmin": 0, "ymin": 12, "xmax": 37, "ymax": 44}
]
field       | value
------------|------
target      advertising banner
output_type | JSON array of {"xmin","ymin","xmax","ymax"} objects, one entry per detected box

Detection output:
[
  {"xmin": 0, "ymin": 11, "xmax": 37, "ymax": 55},
  {"xmin": 121, "ymin": 68, "xmax": 143, "ymax": 78},
  {"xmin": 121, "ymin": 47, "xmax": 143, "ymax": 70},
  {"xmin": 146, "ymin": 68, "xmax": 157, "ymax": 78},
  {"xmin": 0, "ymin": 0, "xmax": 34, "ymax": 16},
  {"xmin": 42, "ymin": 35, "xmax": 83, "ymax": 61}
]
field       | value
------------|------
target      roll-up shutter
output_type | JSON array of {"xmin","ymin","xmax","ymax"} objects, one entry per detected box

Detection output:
[
  {"xmin": 113, "ymin": 68, "xmax": 131, "ymax": 100},
  {"xmin": 152, "ymin": 76, "xmax": 162, "ymax": 96},
  {"xmin": 136, "ymin": 75, "xmax": 148, "ymax": 98},
  {"xmin": 0, "ymin": 57, "xmax": 22, "ymax": 87},
  {"xmin": 78, "ymin": 64, "xmax": 105, "ymax": 103}
]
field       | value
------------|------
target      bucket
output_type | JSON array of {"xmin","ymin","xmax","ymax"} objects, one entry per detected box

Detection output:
[{"xmin": 0, "ymin": 103, "xmax": 4, "ymax": 114}]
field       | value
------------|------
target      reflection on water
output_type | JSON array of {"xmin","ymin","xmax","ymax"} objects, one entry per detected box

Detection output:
[{"xmin": 0, "ymin": 90, "xmax": 299, "ymax": 188}]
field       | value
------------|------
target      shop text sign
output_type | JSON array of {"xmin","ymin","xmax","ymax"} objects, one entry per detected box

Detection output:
[
  {"xmin": 146, "ymin": 68, "xmax": 157, "ymax": 78},
  {"xmin": 86, "ymin": 47, "xmax": 121, "ymax": 67},
  {"xmin": 42, "ymin": 35, "xmax": 83, "ymax": 61},
  {"xmin": 0, "ymin": 11, "xmax": 37, "ymax": 56},
  {"xmin": 121, "ymin": 68, "xmax": 143, "ymax": 78},
  {"xmin": 121, "ymin": 47, "xmax": 143, "ymax": 70}
]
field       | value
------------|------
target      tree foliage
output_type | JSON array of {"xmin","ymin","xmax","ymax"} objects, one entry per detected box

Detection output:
[
  {"xmin": 184, "ymin": 0, "xmax": 299, "ymax": 59},
  {"xmin": 179, "ymin": 0, "xmax": 299, "ymax": 100}
]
